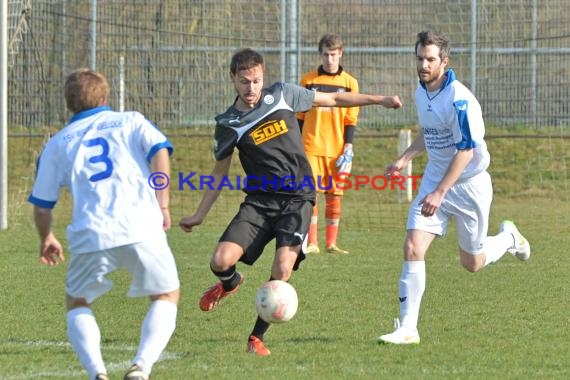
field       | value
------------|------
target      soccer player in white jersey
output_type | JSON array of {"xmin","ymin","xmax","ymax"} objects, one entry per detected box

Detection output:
[
  {"xmin": 28, "ymin": 69, "xmax": 180, "ymax": 380},
  {"xmin": 377, "ymin": 31, "xmax": 531, "ymax": 345}
]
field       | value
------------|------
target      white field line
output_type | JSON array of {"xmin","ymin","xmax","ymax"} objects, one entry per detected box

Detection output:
[{"xmin": 2, "ymin": 339, "xmax": 183, "ymax": 380}]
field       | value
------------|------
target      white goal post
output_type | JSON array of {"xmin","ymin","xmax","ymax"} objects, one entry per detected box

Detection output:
[
  {"xmin": 1, "ymin": 0, "xmax": 8, "ymax": 230},
  {"xmin": 1, "ymin": 0, "xmax": 32, "ymax": 229}
]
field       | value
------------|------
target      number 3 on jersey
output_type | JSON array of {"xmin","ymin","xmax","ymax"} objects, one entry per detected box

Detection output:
[{"xmin": 83, "ymin": 137, "xmax": 113, "ymax": 182}]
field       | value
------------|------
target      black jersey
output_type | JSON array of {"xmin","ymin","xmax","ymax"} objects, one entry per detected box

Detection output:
[{"xmin": 214, "ymin": 82, "xmax": 316, "ymax": 199}]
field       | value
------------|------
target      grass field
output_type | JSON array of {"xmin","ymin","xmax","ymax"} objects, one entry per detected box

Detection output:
[{"xmin": 0, "ymin": 129, "xmax": 569, "ymax": 379}]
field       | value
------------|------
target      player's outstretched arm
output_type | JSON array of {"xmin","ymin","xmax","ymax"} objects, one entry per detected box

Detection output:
[
  {"xmin": 313, "ymin": 91, "xmax": 403, "ymax": 109},
  {"xmin": 179, "ymin": 156, "xmax": 232, "ymax": 232}
]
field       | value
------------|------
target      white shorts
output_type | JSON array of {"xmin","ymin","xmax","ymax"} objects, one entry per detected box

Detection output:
[
  {"xmin": 407, "ymin": 171, "xmax": 492, "ymax": 254},
  {"xmin": 66, "ymin": 236, "xmax": 180, "ymax": 304}
]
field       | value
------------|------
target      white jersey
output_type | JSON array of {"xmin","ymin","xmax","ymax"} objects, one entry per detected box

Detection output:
[
  {"xmin": 28, "ymin": 106, "xmax": 173, "ymax": 254},
  {"xmin": 415, "ymin": 69, "xmax": 490, "ymax": 191}
]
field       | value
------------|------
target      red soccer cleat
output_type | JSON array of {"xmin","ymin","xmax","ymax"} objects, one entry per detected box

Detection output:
[
  {"xmin": 199, "ymin": 274, "xmax": 244, "ymax": 311},
  {"xmin": 247, "ymin": 335, "xmax": 271, "ymax": 356}
]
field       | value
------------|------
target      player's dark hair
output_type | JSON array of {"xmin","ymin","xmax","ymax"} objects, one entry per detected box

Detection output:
[
  {"xmin": 230, "ymin": 48, "xmax": 265, "ymax": 74},
  {"xmin": 64, "ymin": 68, "xmax": 109, "ymax": 113},
  {"xmin": 318, "ymin": 33, "xmax": 343, "ymax": 53},
  {"xmin": 415, "ymin": 30, "xmax": 450, "ymax": 60}
]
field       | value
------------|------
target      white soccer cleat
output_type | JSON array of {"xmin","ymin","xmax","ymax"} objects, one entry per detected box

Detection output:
[
  {"xmin": 377, "ymin": 318, "xmax": 420, "ymax": 345},
  {"xmin": 499, "ymin": 220, "xmax": 531, "ymax": 261}
]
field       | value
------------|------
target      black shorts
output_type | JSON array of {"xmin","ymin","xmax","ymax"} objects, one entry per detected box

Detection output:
[{"xmin": 219, "ymin": 195, "xmax": 313, "ymax": 268}]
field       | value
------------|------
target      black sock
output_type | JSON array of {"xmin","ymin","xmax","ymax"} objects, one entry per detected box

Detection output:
[
  {"xmin": 211, "ymin": 265, "xmax": 242, "ymax": 292},
  {"xmin": 250, "ymin": 316, "xmax": 271, "ymax": 340},
  {"xmin": 250, "ymin": 275, "xmax": 278, "ymax": 340}
]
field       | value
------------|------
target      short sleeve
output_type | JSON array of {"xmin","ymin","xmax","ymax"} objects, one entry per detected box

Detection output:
[
  {"xmin": 214, "ymin": 124, "xmax": 238, "ymax": 161},
  {"xmin": 281, "ymin": 83, "xmax": 315, "ymax": 113},
  {"xmin": 28, "ymin": 140, "xmax": 62, "ymax": 208},
  {"xmin": 130, "ymin": 112, "xmax": 174, "ymax": 162}
]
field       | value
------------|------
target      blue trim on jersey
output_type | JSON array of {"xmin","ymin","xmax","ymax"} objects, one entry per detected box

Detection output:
[
  {"xmin": 147, "ymin": 141, "xmax": 174, "ymax": 162},
  {"xmin": 454, "ymin": 99, "xmax": 476, "ymax": 150},
  {"xmin": 442, "ymin": 69, "xmax": 456, "ymax": 88},
  {"xmin": 27, "ymin": 194, "xmax": 56, "ymax": 209},
  {"xmin": 68, "ymin": 105, "xmax": 112, "ymax": 124}
]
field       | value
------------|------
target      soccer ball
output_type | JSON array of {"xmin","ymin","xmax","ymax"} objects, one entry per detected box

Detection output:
[{"xmin": 255, "ymin": 280, "xmax": 298, "ymax": 323}]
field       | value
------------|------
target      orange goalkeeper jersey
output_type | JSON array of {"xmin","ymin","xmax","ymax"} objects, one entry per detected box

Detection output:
[{"xmin": 297, "ymin": 66, "xmax": 360, "ymax": 157}]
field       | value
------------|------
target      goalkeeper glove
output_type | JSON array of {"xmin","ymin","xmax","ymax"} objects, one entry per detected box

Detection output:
[{"xmin": 336, "ymin": 146, "xmax": 354, "ymax": 174}]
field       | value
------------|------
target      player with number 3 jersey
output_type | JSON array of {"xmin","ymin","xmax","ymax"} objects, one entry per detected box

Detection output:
[
  {"xmin": 28, "ymin": 68, "xmax": 180, "ymax": 380},
  {"xmin": 30, "ymin": 106, "xmax": 172, "ymax": 253}
]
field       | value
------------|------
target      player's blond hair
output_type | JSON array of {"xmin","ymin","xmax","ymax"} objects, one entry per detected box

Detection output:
[{"xmin": 64, "ymin": 68, "xmax": 109, "ymax": 114}]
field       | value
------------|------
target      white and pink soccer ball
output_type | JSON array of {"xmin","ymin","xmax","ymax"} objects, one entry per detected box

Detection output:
[{"xmin": 255, "ymin": 280, "xmax": 298, "ymax": 323}]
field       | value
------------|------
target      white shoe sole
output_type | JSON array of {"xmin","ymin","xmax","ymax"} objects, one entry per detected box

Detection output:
[
  {"xmin": 500, "ymin": 221, "xmax": 531, "ymax": 260},
  {"xmin": 377, "ymin": 330, "xmax": 420, "ymax": 345}
]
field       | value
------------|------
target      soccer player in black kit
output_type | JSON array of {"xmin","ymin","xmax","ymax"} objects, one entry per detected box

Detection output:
[{"xmin": 179, "ymin": 48, "xmax": 402, "ymax": 356}]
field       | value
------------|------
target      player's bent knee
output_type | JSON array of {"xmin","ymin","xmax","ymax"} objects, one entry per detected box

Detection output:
[
  {"xmin": 459, "ymin": 250, "xmax": 485, "ymax": 273},
  {"xmin": 211, "ymin": 242, "xmax": 243, "ymax": 270},
  {"xmin": 403, "ymin": 242, "xmax": 425, "ymax": 261}
]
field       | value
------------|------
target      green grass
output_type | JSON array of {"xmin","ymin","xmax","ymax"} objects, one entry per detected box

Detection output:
[{"xmin": 1, "ymin": 130, "xmax": 569, "ymax": 379}]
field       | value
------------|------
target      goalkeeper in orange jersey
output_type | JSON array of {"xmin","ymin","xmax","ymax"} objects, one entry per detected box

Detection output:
[{"xmin": 297, "ymin": 33, "xmax": 359, "ymax": 255}]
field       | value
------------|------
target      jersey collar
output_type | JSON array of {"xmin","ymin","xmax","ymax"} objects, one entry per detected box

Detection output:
[
  {"xmin": 68, "ymin": 105, "xmax": 112, "ymax": 124},
  {"xmin": 318, "ymin": 65, "xmax": 344, "ymax": 76}
]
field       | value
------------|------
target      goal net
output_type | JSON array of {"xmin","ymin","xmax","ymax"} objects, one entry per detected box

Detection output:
[{"xmin": 7, "ymin": 0, "xmax": 31, "ymax": 59}]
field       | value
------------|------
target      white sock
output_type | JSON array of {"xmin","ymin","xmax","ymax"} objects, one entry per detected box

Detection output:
[
  {"xmin": 67, "ymin": 307, "xmax": 106, "ymax": 378},
  {"xmin": 483, "ymin": 232, "xmax": 513, "ymax": 266},
  {"xmin": 133, "ymin": 300, "xmax": 178, "ymax": 375},
  {"xmin": 399, "ymin": 261, "xmax": 426, "ymax": 330}
]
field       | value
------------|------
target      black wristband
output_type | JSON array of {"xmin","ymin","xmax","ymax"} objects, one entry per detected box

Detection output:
[{"xmin": 344, "ymin": 125, "xmax": 356, "ymax": 143}]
